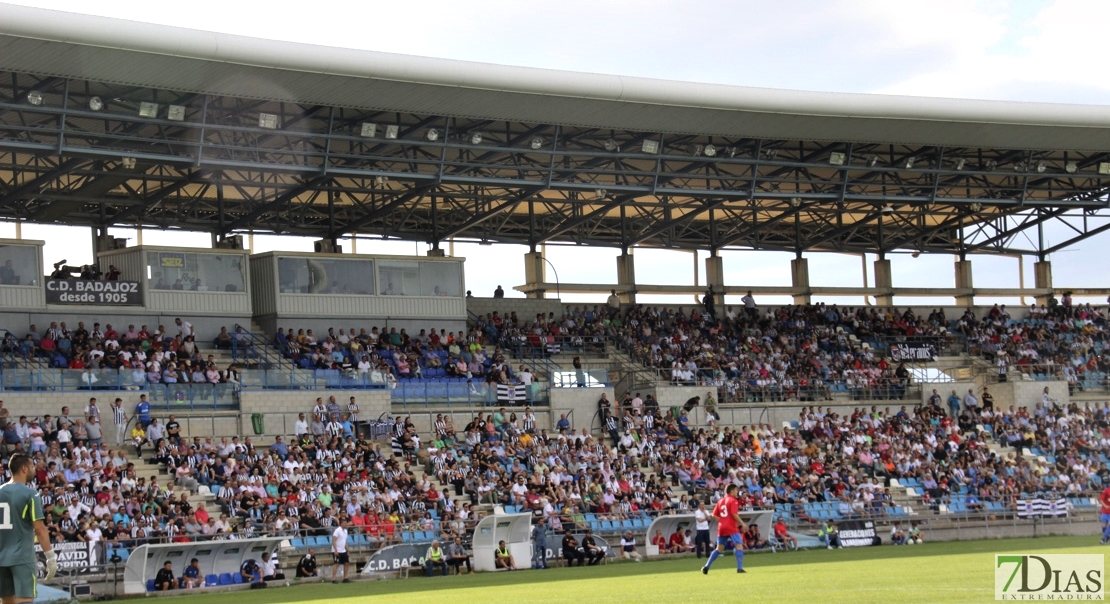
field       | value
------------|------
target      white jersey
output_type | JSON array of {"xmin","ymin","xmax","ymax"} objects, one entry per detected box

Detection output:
[
  {"xmin": 332, "ymin": 526, "xmax": 348, "ymax": 553},
  {"xmin": 694, "ymin": 509, "xmax": 710, "ymax": 531}
]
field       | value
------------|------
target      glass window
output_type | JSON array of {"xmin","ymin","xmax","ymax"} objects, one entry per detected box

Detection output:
[
  {"xmin": 377, "ymin": 260, "xmax": 419, "ymax": 296},
  {"xmin": 0, "ymin": 244, "xmax": 38, "ymax": 286},
  {"xmin": 277, "ymin": 257, "xmax": 375, "ymax": 295},
  {"xmin": 419, "ymin": 261, "xmax": 461, "ymax": 297},
  {"xmin": 378, "ymin": 260, "xmax": 461, "ymax": 296},
  {"xmin": 145, "ymin": 252, "xmax": 245, "ymax": 292}
]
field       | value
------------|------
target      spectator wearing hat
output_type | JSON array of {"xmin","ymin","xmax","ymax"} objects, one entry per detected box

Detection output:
[{"xmin": 296, "ymin": 548, "xmax": 318, "ymax": 578}]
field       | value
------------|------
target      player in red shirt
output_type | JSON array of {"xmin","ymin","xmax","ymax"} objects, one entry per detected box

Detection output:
[
  {"xmin": 702, "ymin": 483, "xmax": 748, "ymax": 574},
  {"xmin": 1099, "ymin": 485, "xmax": 1110, "ymax": 544}
]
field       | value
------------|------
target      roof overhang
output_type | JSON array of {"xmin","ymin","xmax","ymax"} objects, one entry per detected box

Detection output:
[{"xmin": 2, "ymin": 2, "xmax": 1110, "ymax": 151}]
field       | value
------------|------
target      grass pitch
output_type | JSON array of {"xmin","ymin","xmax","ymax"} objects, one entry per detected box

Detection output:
[{"xmin": 151, "ymin": 536, "xmax": 1106, "ymax": 604}]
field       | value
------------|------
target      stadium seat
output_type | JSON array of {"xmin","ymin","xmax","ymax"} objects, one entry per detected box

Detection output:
[
  {"xmin": 205, "ymin": 574, "xmax": 218, "ymax": 587},
  {"xmin": 218, "ymin": 573, "xmax": 233, "ymax": 586},
  {"xmin": 146, "ymin": 579, "xmax": 156, "ymax": 592}
]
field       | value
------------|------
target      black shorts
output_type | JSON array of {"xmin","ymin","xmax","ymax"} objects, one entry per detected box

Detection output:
[{"xmin": 334, "ymin": 552, "xmax": 350, "ymax": 565}]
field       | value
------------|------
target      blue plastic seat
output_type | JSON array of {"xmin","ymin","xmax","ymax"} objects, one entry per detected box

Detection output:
[
  {"xmin": 146, "ymin": 579, "xmax": 156, "ymax": 592},
  {"xmin": 232, "ymin": 572, "xmax": 243, "ymax": 584},
  {"xmin": 218, "ymin": 573, "xmax": 233, "ymax": 586},
  {"xmin": 205, "ymin": 574, "xmax": 218, "ymax": 587}
]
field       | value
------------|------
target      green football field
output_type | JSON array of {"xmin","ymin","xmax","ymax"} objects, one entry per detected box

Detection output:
[{"xmin": 149, "ymin": 536, "xmax": 1107, "ymax": 604}]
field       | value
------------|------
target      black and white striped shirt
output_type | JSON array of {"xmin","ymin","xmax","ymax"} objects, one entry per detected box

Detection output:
[{"xmin": 112, "ymin": 405, "xmax": 127, "ymax": 425}]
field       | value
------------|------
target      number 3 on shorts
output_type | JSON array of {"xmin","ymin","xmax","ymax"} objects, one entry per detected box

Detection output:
[{"xmin": 0, "ymin": 502, "xmax": 11, "ymax": 530}]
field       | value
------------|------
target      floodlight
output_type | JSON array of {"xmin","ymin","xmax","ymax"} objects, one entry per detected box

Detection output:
[
  {"xmin": 167, "ymin": 105, "xmax": 186, "ymax": 122},
  {"xmin": 26, "ymin": 90, "xmax": 43, "ymax": 106},
  {"xmin": 866, "ymin": 155, "xmax": 879, "ymax": 168},
  {"xmin": 374, "ymin": 176, "xmax": 388, "ymax": 186},
  {"xmin": 121, "ymin": 157, "xmax": 136, "ymax": 169},
  {"xmin": 641, "ymin": 140, "xmax": 659, "ymax": 154},
  {"xmin": 1065, "ymin": 161, "xmax": 1078, "ymax": 174},
  {"xmin": 469, "ymin": 132, "xmax": 483, "ymax": 145},
  {"xmin": 790, "ymin": 197, "xmax": 801, "ymax": 207},
  {"xmin": 1013, "ymin": 162, "xmax": 1026, "ymax": 172},
  {"xmin": 984, "ymin": 160, "xmax": 997, "ymax": 171},
  {"xmin": 530, "ymin": 137, "xmax": 544, "ymax": 150},
  {"xmin": 881, "ymin": 204, "xmax": 895, "ymax": 213},
  {"xmin": 1035, "ymin": 161, "xmax": 1047, "ymax": 173},
  {"xmin": 384, "ymin": 125, "xmax": 400, "ymax": 139},
  {"xmin": 603, "ymin": 139, "xmax": 619, "ymax": 152},
  {"xmin": 138, "ymin": 102, "xmax": 159, "ymax": 118},
  {"xmin": 828, "ymin": 152, "xmax": 846, "ymax": 166},
  {"xmin": 762, "ymin": 149, "xmax": 778, "ymax": 159},
  {"xmin": 969, "ymin": 202, "xmax": 983, "ymax": 212},
  {"xmin": 360, "ymin": 123, "xmax": 377, "ymax": 138},
  {"xmin": 258, "ymin": 113, "xmax": 279, "ymax": 129},
  {"xmin": 954, "ymin": 158, "xmax": 966, "ymax": 171},
  {"xmin": 903, "ymin": 156, "xmax": 915, "ymax": 169},
  {"xmin": 1098, "ymin": 162, "xmax": 1110, "ymax": 175},
  {"xmin": 88, "ymin": 96, "xmax": 103, "ymax": 111},
  {"xmin": 594, "ymin": 189, "xmax": 607, "ymax": 200},
  {"xmin": 426, "ymin": 128, "xmax": 439, "ymax": 142},
  {"xmin": 703, "ymin": 144, "xmax": 717, "ymax": 157}
]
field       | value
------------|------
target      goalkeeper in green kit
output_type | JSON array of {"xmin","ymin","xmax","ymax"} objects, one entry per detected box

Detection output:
[{"xmin": 0, "ymin": 454, "xmax": 57, "ymax": 603}]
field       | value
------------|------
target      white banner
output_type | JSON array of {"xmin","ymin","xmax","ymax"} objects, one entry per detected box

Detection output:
[
  {"xmin": 35, "ymin": 541, "xmax": 98, "ymax": 573},
  {"xmin": 1015, "ymin": 498, "xmax": 1069, "ymax": 518}
]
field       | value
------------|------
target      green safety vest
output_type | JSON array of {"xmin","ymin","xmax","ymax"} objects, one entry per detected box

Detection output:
[
  {"xmin": 428, "ymin": 547, "xmax": 442, "ymax": 561},
  {"xmin": 497, "ymin": 547, "xmax": 508, "ymax": 557}
]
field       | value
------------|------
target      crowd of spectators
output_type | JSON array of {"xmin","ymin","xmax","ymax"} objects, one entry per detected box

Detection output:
[
  {"xmin": 472, "ymin": 300, "xmax": 950, "ymax": 404},
  {"xmin": 0, "ymin": 318, "xmax": 241, "ymax": 389},
  {"xmin": 271, "ymin": 325, "xmax": 532, "ymax": 391},
  {"xmin": 957, "ymin": 300, "xmax": 1110, "ymax": 393}
]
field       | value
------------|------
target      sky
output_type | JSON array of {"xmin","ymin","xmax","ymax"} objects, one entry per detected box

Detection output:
[{"xmin": 5, "ymin": 0, "xmax": 1110, "ymax": 305}]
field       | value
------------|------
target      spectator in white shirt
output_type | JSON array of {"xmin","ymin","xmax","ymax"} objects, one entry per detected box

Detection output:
[{"xmin": 293, "ymin": 413, "xmax": 308, "ymax": 436}]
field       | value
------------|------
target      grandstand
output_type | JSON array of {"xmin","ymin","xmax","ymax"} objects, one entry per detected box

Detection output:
[{"xmin": 0, "ymin": 2, "xmax": 1107, "ymax": 599}]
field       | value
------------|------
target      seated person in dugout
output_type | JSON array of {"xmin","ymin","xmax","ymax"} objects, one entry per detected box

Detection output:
[
  {"xmin": 494, "ymin": 540, "xmax": 516, "ymax": 570},
  {"xmin": 562, "ymin": 530, "xmax": 585, "ymax": 566}
]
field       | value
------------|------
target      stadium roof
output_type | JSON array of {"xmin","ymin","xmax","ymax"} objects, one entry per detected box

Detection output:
[
  {"xmin": 4, "ymin": 3, "xmax": 1110, "ymax": 151},
  {"xmin": 0, "ymin": 2, "xmax": 1108, "ymax": 257}
]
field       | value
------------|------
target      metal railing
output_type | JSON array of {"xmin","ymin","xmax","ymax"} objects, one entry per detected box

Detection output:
[
  {"xmin": 390, "ymin": 380, "xmax": 548, "ymax": 409},
  {"xmin": 231, "ymin": 324, "xmax": 289, "ymax": 370}
]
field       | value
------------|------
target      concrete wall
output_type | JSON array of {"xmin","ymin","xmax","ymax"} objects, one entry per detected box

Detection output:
[
  {"xmin": 919, "ymin": 382, "xmax": 979, "ymax": 408},
  {"xmin": 641, "ymin": 384, "xmax": 705, "ymax": 411},
  {"xmin": 998, "ymin": 379, "xmax": 1070, "ymax": 410},
  {"xmin": 258, "ymin": 318, "xmax": 465, "ymax": 340},
  {"xmin": 395, "ymin": 408, "xmax": 553, "ymax": 437},
  {"xmin": 549, "ymin": 386, "xmax": 612, "ymax": 433},
  {"xmin": 0, "ymin": 388, "xmax": 390, "ymax": 442},
  {"xmin": 238, "ymin": 389, "xmax": 391, "ymax": 438},
  {"xmin": 466, "ymin": 296, "xmax": 565, "ymax": 321}
]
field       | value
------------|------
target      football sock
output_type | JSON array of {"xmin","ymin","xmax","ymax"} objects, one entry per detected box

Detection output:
[
  {"xmin": 1102, "ymin": 524, "xmax": 1110, "ymax": 542},
  {"xmin": 735, "ymin": 549, "xmax": 744, "ymax": 571},
  {"xmin": 705, "ymin": 550, "xmax": 720, "ymax": 568}
]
